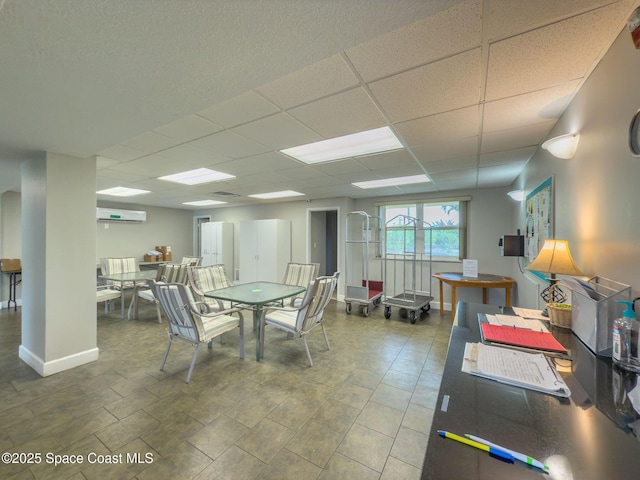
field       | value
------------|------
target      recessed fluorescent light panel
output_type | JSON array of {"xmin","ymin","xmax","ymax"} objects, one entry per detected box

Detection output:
[
  {"xmin": 96, "ymin": 186, "xmax": 150, "ymax": 197},
  {"xmin": 182, "ymin": 200, "xmax": 227, "ymax": 206},
  {"xmin": 280, "ymin": 126, "xmax": 403, "ymax": 164},
  {"xmin": 248, "ymin": 190, "xmax": 304, "ymax": 200},
  {"xmin": 352, "ymin": 174, "xmax": 430, "ymax": 189},
  {"xmin": 158, "ymin": 168, "xmax": 235, "ymax": 185}
]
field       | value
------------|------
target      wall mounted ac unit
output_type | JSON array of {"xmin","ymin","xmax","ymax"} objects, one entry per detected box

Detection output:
[{"xmin": 96, "ymin": 207, "xmax": 146, "ymax": 223}]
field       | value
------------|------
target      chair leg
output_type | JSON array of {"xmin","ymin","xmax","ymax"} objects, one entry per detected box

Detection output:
[
  {"xmin": 186, "ymin": 343, "xmax": 199, "ymax": 384},
  {"xmin": 154, "ymin": 301, "xmax": 163, "ymax": 324},
  {"xmin": 321, "ymin": 324, "xmax": 331, "ymax": 350},
  {"xmin": 239, "ymin": 320, "xmax": 244, "ymax": 359},
  {"xmin": 303, "ymin": 335, "xmax": 313, "ymax": 367},
  {"xmin": 160, "ymin": 335, "xmax": 173, "ymax": 371}
]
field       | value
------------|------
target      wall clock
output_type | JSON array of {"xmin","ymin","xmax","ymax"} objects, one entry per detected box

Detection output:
[{"xmin": 630, "ymin": 109, "xmax": 640, "ymax": 156}]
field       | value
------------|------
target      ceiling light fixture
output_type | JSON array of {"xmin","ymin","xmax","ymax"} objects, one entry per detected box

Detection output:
[
  {"xmin": 507, "ymin": 190, "xmax": 524, "ymax": 201},
  {"xmin": 248, "ymin": 190, "xmax": 304, "ymax": 199},
  {"xmin": 97, "ymin": 186, "xmax": 150, "ymax": 197},
  {"xmin": 352, "ymin": 174, "xmax": 430, "ymax": 190},
  {"xmin": 158, "ymin": 167, "xmax": 235, "ymax": 185},
  {"xmin": 541, "ymin": 133, "xmax": 580, "ymax": 159},
  {"xmin": 182, "ymin": 200, "xmax": 227, "ymax": 206},
  {"xmin": 280, "ymin": 126, "xmax": 404, "ymax": 164}
]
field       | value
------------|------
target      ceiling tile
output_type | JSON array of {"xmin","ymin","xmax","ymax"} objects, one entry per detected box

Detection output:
[
  {"xmin": 412, "ymin": 136, "xmax": 479, "ymax": 164},
  {"xmin": 355, "ymin": 149, "xmax": 418, "ymax": 170},
  {"xmin": 480, "ymin": 121, "xmax": 553, "ymax": 154},
  {"xmin": 421, "ymin": 156, "xmax": 478, "ymax": 175},
  {"xmin": 255, "ymin": 54, "xmax": 360, "ymax": 109},
  {"xmin": 156, "ymin": 144, "xmax": 230, "ymax": 166},
  {"xmin": 487, "ymin": 0, "xmax": 625, "ymax": 41},
  {"xmin": 482, "ymin": 81, "xmax": 580, "ymax": 132},
  {"xmin": 97, "ymin": 144, "xmax": 146, "ymax": 162},
  {"xmin": 153, "ymin": 114, "xmax": 222, "ymax": 142},
  {"xmin": 312, "ymin": 159, "xmax": 371, "ymax": 175},
  {"xmin": 215, "ymin": 152, "xmax": 300, "ymax": 175},
  {"xmin": 189, "ymin": 130, "xmax": 271, "ymax": 159},
  {"xmin": 395, "ymin": 106, "xmax": 479, "ymax": 147},
  {"xmin": 96, "ymin": 156, "xmax": 123, "ymax": 170},
  {"xmin": 477, "ymin": 164, "xmax": 524, "ymax": 187},
  {"xmin": 108, "ymin": 154, "xmax": 185, "ymax": 177},
  {"xmin": 346, "ymin": 0, "xmax": 481, "ymax": 82},
  {"xmin": 485, "ymin": 4, "xmax": 629, "ymax": 101},
  {"xmin": 479, "ymin": 146, "xmax": 537, "ymax": 167},
  {"xmin": 119, "ymin": 131, "xmax": 182, "ymax": 154},
  {"xmin": 274, "ymin": 166, "xmax": 330, "ymax": 180},
  {"xmin": 232, "ymin": 113, "xmax": 321, "ymax": 149},
  {"xmin": 198, "ymin": 91, "xmax": 280, "ymax": 128},
  {"xmin": 289, "ymin": 87, "xmax": 386, "ymax": 138},
  {"xmin": 369, "ymin": 49, "xmax": 481, "ymax": 122}
]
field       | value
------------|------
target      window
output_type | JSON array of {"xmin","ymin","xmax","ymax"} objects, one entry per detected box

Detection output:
[{"xmin": 380, "ymin": 198, "xmax": 468, "ymax": 260}]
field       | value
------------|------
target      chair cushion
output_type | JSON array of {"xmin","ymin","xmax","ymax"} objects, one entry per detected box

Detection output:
[
  {"xmin": 200, "ymin": 314, "xmax": 240, "ymax": 340},
  {"xmin": 96, "ymin": 288, "xmax": 121, "ymax": 303},
  {"xmin": 264, "ymin": 310, "xmax": 298, "ymax": 331}
]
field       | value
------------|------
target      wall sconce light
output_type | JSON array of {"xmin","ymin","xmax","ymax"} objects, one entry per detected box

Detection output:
[
  {"xmin": 541, "ymin": 133, "xmax": 580, "ymax": 159},
  {"xmin": 507, "ymin": 190, "xmax": 524, "ymax": 201}
]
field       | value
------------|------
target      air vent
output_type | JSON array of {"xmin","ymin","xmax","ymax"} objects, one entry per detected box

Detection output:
[{"xmin": 209, "ymin": 191, "xmax": 240, "ymax": 198}]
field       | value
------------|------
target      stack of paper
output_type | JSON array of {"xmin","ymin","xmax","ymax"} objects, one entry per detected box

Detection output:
[
  {"xmin": 481, "ymin": 323, "xmax": 567, "ymax": 354},
  {"xmin": 462, "ymin": 342, "xmax": 571, "ymax": 398}
]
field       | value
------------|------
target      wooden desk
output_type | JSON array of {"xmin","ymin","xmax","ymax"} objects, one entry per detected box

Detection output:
[{"xmin": 433, "ymin": 272, "xmax": 515, "ymax": 318}]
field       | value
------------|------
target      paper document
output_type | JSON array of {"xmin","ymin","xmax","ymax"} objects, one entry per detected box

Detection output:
[
  {"xmin": 512, "ymin": 307, "xmax": 549, "ymax": 321},
  {"xmin": 462, "ymin": 342, "xmax": 570, "ymax": 398},
  {"xmin": 462, "ymin": 259, "xmax": 478, "ymax": 278},
  {"xmin": 486, "ymin": 313, "xmax": 549, "ymax": 332}
]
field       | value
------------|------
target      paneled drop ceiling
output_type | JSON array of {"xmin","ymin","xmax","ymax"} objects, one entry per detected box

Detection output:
[{"xmin": 0, "ymin": 0, "xmax": 636, "ymax": 208}]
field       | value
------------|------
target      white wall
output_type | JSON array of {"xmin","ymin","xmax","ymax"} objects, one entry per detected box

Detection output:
[
  {"xmin": 512, "ymin": 28, "xmax": 640, "ymax": 308},
  {"xmin": 0, "ymin": 191, "xmax": 22, "ymax": 305}
]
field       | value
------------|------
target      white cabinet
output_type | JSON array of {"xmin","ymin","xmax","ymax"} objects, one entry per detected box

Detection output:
[
  {"xmin": 239, "ymin": 219, "xmax": 291, "ymax": 282},
  {"xmin": 200, "ymin": 222, "xmax": 234, "ymax": 274}
]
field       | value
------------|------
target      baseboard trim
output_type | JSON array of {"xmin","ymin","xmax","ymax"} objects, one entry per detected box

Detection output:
[{"xmin": 19, "ymin": 345, "xmax": 99, "ymax": 377}]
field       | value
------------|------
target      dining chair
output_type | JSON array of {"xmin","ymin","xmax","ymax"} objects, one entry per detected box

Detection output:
[
  {"xmin": 260, "ymin": 272, "xmax": 339, "ymax": 367},
  {"xmin": 187, "ymin": 265, "xmax": 234, "ymax": 313},
  {"xmin": 132, "ymin": 263, "xmax": 190, "ymax": 322},
  {"xmin": 150, "ymin": 280, "xmax": 244, "ymax": 383},
  {"xmin": 281, "ymin": 262, "xmax": 320, "ymax": 306},
  {"xmin": 181, "ymin": 256, "xmax": 203, "ymax": 267},
  {"xmin": 99, "ymin": 256, "xmax": 140, "ymax": 290},
  {"xmin": 96, "ymin": 284, "xmax": 122, "ymax": 313}
]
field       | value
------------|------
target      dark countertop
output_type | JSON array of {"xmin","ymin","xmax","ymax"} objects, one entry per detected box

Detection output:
[{"xmin": 421, "ymin": 302, "xmax": 640, "ymax": 480}]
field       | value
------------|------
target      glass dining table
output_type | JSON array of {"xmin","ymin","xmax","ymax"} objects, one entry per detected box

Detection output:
[
  {"xmin": 204, "ymin": 281, "xmax": 306, "ymax": 361},
  {"xmin": 98, "ymin": 270, "xmax": 158, "ymax": 319}
]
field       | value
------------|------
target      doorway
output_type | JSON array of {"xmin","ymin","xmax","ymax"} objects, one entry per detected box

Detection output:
[
  {"xmin": 307, "ymin": 208, "xmax": 339, "ymax": 277},
  {"xmin": 193, "ymin": 215, "xmax": 211, "ymax": 257}
]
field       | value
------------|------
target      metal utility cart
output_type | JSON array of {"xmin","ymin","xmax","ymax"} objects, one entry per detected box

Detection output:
[
  {"xmin": 345, "ymin": 211, "xmax": 383, "ymax": 317},
  {"xmin": 382, "ymin": 214, "xmax": 433, "ymax": 324}
]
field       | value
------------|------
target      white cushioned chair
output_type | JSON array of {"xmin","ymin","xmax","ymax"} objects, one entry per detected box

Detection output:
[
  {"xmin": 260, "ymin": 272, "xmax": 339, "ymax": 367},
  {"xmin": 150, "ymin": 280, "xmax": 244, "ymax": 383},
  {"xmin": 187, "ymin": 265, "xmax": 234, "ymax": 313},
  {"xmin": 281, "ymin": 262, "xmax": 320, "ymax": 306},
  {"xmin": 132, "ymin": 263, "xmax": 190, "ymax": 322}
]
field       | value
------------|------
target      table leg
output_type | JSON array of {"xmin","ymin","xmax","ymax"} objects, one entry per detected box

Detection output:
[
  {"xmin": 254, "ymin": 306, "xmax": 262, "ymax": 361},
  {"xmin": 438, "ymin": 279, "xmax": 444, "ymax": 315},
  {"xmin": 482, "ymin": 288, "xmax": 488, "ymax": 304},
  {"xmin": 505, "ymin": 286, "xmax": 512, "ymax": 307},
  {"xmin": 451, "ymin": 287, "xmax": 457, "ymax": 320}
]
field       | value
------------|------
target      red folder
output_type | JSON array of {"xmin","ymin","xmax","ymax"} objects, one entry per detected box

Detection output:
[{"xmin": 481, "ymin": 323, "xmax": 567, "ymax": 354}]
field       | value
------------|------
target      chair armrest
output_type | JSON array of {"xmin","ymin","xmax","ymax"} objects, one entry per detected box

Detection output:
[{"xmin": 200, "ymin": 307, "xmax": 245, "ymax": 321}]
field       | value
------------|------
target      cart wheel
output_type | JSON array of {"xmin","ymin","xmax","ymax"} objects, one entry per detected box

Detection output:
[
  {"xmin": 409, "ymin": 310, "xmax": 417, "ymax": 324},
  {"xmin": 362, "ymin": 305, "xmax": 370, "ymax": 317},
  {"xmin": 346, "ymin": 303, "xmax": 352, "ymax": 314},
  {"xmin": 374, "ymin": 297, "xmax": 382, "ymax": 306},
  {"xmin": 384, "ymin": 306, "xmax": 391, "ymax": 319},
  {"xmin": 421, "ymin": 304, "xmax": 431, "ymax": 312}
]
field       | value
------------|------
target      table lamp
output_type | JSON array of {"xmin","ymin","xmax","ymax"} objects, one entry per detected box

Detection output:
[{"xmin": 526, "ymin": 239, "xmax": 584, "ymax": 307}]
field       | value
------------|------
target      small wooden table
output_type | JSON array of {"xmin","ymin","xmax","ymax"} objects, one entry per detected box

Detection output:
[{"xmin": 432, "ymin": 272, "xmax": 515, "ymax": 319}]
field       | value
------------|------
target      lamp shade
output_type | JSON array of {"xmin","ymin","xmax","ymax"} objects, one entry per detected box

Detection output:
[
  {"xmin": 526, "ymin": 239, "xmax": 584, "ymax": 276},
  {"xmin": 541, "ymin": 133, "xmax": 579, "ymax": 159}
]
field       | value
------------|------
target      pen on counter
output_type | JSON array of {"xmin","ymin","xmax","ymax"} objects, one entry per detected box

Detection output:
[
  {"xmin": 437, "ymin": 430, "xmax": 514, "ymax": 463},
  {"xmin": 464, "ymin": 434, "xmax": 549, "ymax": 472}
]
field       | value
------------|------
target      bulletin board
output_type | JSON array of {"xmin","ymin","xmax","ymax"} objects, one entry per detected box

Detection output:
[{"xmin": 524, "ymin": 177, "xmax": 553, "ymax": 280}]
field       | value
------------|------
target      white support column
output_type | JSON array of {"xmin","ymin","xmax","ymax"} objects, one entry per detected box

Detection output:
[{"xmin": 19, "ymin": 152, "xmax": 98, "ymax": 376}]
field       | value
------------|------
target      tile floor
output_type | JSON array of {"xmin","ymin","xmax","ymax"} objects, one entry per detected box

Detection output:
[{"xmin": 0, "ymin": 296, "xmax": 452, "ymax": 480}]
